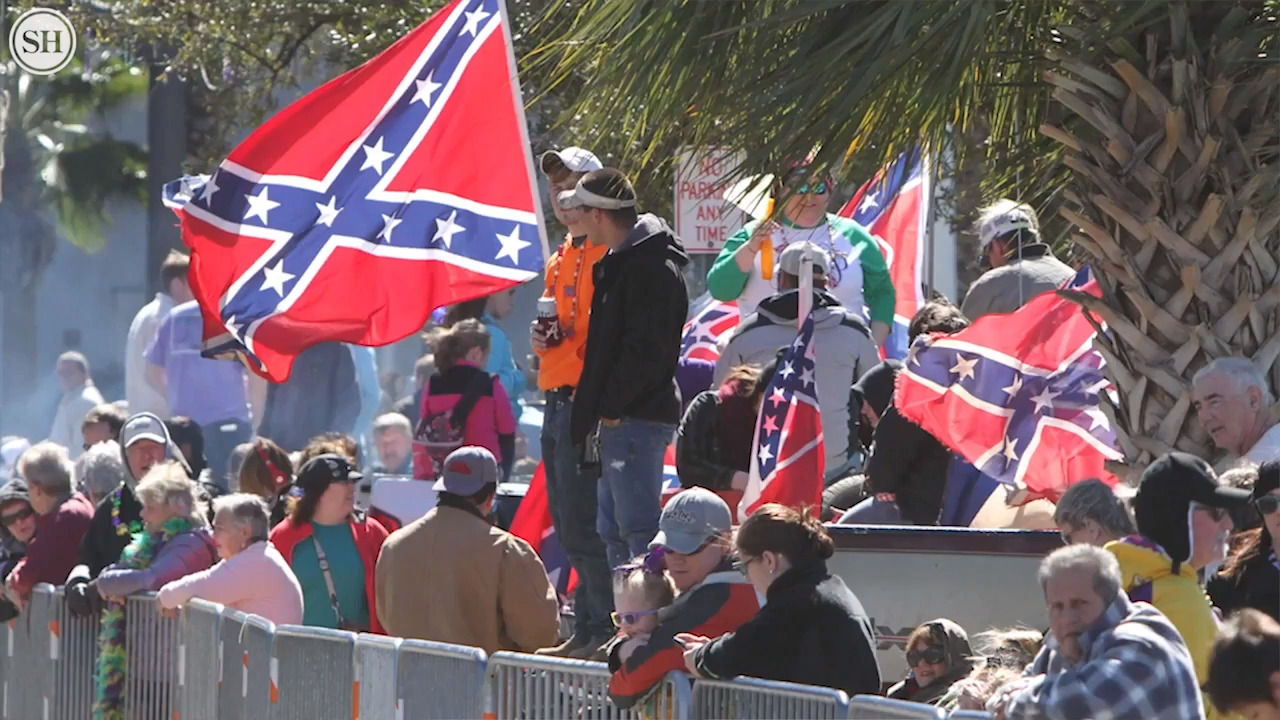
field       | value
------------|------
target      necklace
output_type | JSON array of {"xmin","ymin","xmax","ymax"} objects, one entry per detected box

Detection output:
[
  {"xmin": 548, "ymin": 236, "xmax": 588, "ymax": 338},
  {"xmin": 111, "ymin": 487, "xmax": 143, "ymax": 538}
]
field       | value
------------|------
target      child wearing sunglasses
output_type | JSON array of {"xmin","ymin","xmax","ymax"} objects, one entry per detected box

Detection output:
[{"xmin": 611, "ymin": 552, "xmax": 676, "ymax": 643}]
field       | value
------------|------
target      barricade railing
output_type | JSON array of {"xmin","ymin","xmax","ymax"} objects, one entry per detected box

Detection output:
[
  {"xmin": 487, "ymin": 651, "xmax": 690, "ymax": 720},
  {"xmin": 397, "ymin": 637, "xmax": 487, "ymax": 719},
  {"xmin": 947, "ymin": 711, "xmax": 996, "ymax": 719},
  {"xmin": 692, "ymin": 675, "xmax": 848, "ymax": 720},
  {"xmin": 9, "ymin": 585, "xmax": 969, "ymax": 720},
  {"xmin": 848, "ymin": 694, "xmax": 948, "ymax": 719}
]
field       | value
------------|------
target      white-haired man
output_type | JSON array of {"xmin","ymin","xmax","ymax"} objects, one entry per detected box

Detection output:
[
  {"xmin": 371, "ymin": 413, "xmax": 413, "ymax": 475},
  {"xmin": 1192, "ymin": 357, "xmax": 1280, "ymax": 467},
  {"xmin": 960, "ymin": 200, "xmax": 1076, "ymax": 319},
  {"xmin": 988, "ymin": 544, "xmax": 1203, "ymax": 719}
]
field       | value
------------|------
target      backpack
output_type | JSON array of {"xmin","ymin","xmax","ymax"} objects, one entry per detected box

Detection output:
[{"xmin": 412, "ymin": 371, "xmax": 493, "ymax": 480}]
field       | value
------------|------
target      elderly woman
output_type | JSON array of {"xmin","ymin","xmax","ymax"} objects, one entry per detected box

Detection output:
[
  {"xmin": 887, "ymin": 619, "xmax": 975, "ymax": 704},
  {"xmin": 158, "ymin": 493, "xmax": 303, "ymax": 625},
  {"xmin": 94, "ymin": 462, "xmax": 217, "ymax": 719},
  {"xmin": 680, "ymin": 504, "xmax": 881, "ymax": 695},
  {"xmin": 76, "ymin": 440, "xmax": 128, "ymax": 508}
]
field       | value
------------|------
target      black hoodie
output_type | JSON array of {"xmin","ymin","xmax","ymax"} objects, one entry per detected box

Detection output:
[{"xmin": 571, "ymin": 214, "xmax": 690, "ymax": 445}]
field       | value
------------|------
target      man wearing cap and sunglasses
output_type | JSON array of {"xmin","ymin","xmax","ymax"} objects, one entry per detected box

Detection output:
[
  {"xmin": 530, "ymin": 147, "xmax": 617, "ymax": 659},
  {"xmin": 563, "ymin": 169, "xmax": 690, "ymax": 575},
  {"xmin": 1107, "ymin": 451, "xmax": 1251, "ymax": 720},
  {"xmin": 960, "ymin": 199, "xmax": 1075, "ymax": 320}
]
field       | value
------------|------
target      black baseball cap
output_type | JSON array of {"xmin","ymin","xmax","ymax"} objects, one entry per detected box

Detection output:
[
  {"xmin": 1135, "ymin": 452, "xmax": 1251, "ymax": 510},
  {"xmin": 296, "ymin": 454, "xmax": 363, "ymax": 494}
]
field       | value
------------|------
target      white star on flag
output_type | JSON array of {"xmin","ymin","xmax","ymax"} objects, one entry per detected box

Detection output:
[
  {"xmin": 1002, "ymin": 374, "xmax": 1024, "ymax": 397},
  {"xmin": 199, "ymin": 173, "xmax": 220, "ymax": 204},
  {"xmin": 411, "ymin": 73, "xmax": 443, "ymax": 107},
  {"xmin": 1030, "ymin": 386, "xmax": 1060, "ymax": 414},
  {"xmin": 243, "ymin": 187, "xmax": 280, "ymax": 224},
  {"xmin": 378, "ymin": 213, "xmax": 404, "ymax": 243},
  {"xmin": 779, "ymin": 361, "xmax": 795, "ymax": 379},
  {"xmin": 858, "ymin": 192, "xmax": 879, "ymax": 213},
  {"xmin": 462, "ymin": 6, "xmax": 491, "ymax": 36},
  {"xmin": 434, "ymin": 210, "xmax": 465, "ymax": 248},
  {"xmin": 757, "ymin": 444, "xmax": 774, "ymax": 465},
  {"xmin": 1001, "ymin": 436, "xmax": 1020, "ymax": 462},
  {"xmin": 950, "ymin": 354, "xmax": 978, "ymax": 381},
  {"xmin": 360, "ymin": 137, "xmax": 395, "ymax": 175},
  {"xmin": 1084, "ymin": 405, "xmax": 1110, "ymax": 431},
  {"xmin": 315, "ymin": 196, "xmax": 342, "ymax": 227},
  {"xmin": 495, "ymin": 225, "xmax": 531, "ymax": 263},
  {"xmin": 260, "ymin": 260, "xmax": 295, "ymax": 297}
]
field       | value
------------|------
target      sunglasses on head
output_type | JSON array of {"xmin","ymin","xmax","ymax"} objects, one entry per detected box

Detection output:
[
  {"xmin": 1256, "ymin": 494, "xmax": 1280, "ymax": 516},
  {"xmin": 611, "ymin": 609, "xmax": 660, "ymax": 627},
  {"xmin": 1, "ymin": 506, "xmax": 33, "ymax": 527},
  {"xmin": 906, "ymin": 646, "xmax": 946, "ymax": 667}
]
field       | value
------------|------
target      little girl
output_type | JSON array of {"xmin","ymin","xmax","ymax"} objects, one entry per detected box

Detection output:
[
  {"xmin": 415, "ymin": 319, "xmax": 517, "ymax": 479},
  {"xmin": 611, "ymin": 552, "xmax": 677, "ymax": 640}
]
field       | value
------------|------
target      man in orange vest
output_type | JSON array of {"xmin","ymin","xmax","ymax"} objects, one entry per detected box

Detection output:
[{"xmin": 530, "ymin": 147, "xmax": 614, "ymax": 660}]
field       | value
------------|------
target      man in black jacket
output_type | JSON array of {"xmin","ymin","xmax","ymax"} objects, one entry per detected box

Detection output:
[{"xmin": 564, "ymin": 168, "xmax": 689, "ymax": 569}]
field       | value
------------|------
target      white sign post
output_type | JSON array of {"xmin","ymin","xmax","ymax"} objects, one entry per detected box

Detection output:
[{"xmin": 674, "ymin": 147, "xmax": 751, "ymax": 255}]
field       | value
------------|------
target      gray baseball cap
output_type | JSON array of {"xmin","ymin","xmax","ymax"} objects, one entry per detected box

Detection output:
[
  {"xmin": 433, "ymin": 446, "xmax": 498, "ymax": 496},
  {"xmin": 649, "ymin": 488, "xmax": 733, "ymax": 554},
  {"xmin": 778, "ymin": 242, "xmax": 831, "ymax": 277}
]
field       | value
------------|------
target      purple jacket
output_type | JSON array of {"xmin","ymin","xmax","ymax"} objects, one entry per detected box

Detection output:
[{"xmin": 98, "ymin": 528, "xmax": 218, "ymax": 598}]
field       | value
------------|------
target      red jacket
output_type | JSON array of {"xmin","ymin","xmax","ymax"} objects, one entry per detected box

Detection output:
[
  {"xmin": 269, "ymin": 513, "xmax": 389, "ymax": 634},
  {"xmin": 10, "ymin": 493, "xmax": 94, "ymax": 599}
]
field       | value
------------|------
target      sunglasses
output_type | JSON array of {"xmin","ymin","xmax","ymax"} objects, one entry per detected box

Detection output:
[
  {"xmin": 1, "ymin": 506, "xmax": 33, "ymax": 527},
  {"xmin": 1256, "ymin": 495, "xmax": 1280, "ymax": 516},
  {"xmin": 732, "ymin": 556, "xmax": 757, "ymax": 576},
  {"xmin": 611, "ymin": 609, "xmax": 660, "ymax": 627},
  {"xmin": 786, "ymin": 181, "xmax": 829, "ymax": 195},
  {"xmin": 906, "ymin": 646, "xmax": 946, "ymax": 667}
]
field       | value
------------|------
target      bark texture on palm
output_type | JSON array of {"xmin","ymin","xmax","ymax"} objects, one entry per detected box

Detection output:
[{"xmin": 1043, "ymin": 4, "xmax": 1280, "ymax": 480}]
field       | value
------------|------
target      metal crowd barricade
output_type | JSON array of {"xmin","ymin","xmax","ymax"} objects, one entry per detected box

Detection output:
[
  {"xmin": 124, "ymin": 592, "xmax": 182, "ymax": 720},
  {"xmin": 396, "ymin": 638, "xmax": 488, "ymax": 719},
  {"xmin": 692, "ymin": 676, "xmax": 848, "ymax": 720},
  {"xmin": 948, "ymin": 712, "xmax": 996, "ymax": 719},
  {"xmin": 217, "ymin": 608, "xmax": 251, "ymax": 719},
  {"xmin": 49, "ymin": 584, "xmax": 102, "ymax": 720},
  {"xmin": 241, "ymin": 614, "xmax": 276, "ymax": 717},
  {"xmin": 487, "ymin": 652, "xmax": 690, "ymax": 720},
  {"xmin": 356, "ymin": 634, "xmax": 400, "ymax": 720},
  {"xmin": 180, "ymin": 599, "xmax": 224, "ymax": 720},
  {"xmin": 271, "ymin": 624, "xmax": 356, "ymax": 719},
  {"xmin": 848, "ymin": 695, "xmax": 947, "ymax": 720}
]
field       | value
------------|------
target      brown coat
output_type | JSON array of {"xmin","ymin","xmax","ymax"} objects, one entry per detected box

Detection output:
[{"xmin": 374, "ymin": 503, "xmax": 559, "ymax": 654}]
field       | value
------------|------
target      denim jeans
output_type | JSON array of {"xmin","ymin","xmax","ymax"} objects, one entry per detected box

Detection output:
[
  {"xmin": 202, "ymin": 419, "xmax": 253, "ymax": 492},
  {"xmin": 597, "ymin": 418, "xmax": 674, "ymax": 570},
  {"xmin": 542, "ymin": 392, "xmax": 613, "ymax": 637}
]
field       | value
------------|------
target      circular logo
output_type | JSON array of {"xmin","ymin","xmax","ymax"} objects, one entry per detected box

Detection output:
[{"xmin": 8, "ymin": 8, "xmax": 77, "ymax": 76}]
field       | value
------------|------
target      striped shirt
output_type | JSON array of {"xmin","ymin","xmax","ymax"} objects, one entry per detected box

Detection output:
[{"xmin": 999, "ymin": 593, "xmax": 1205, "ymax": 719}]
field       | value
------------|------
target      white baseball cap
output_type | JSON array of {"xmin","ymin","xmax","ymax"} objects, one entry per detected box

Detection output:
[
  {"xmin": 539, "ymin": 147, "xmax": 603, "ymax": 176},
  {"xmin": 977, "ymin": 200, "xmax": 1039, "ymax": 251}
]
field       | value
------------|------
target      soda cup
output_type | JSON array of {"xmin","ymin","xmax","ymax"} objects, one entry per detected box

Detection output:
[{"xmin": 535, "ymin": 296, "xmax": 563, "ymax": 348}]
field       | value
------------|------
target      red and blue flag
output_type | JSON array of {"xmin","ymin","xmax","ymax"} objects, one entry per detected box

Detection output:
[
  {"xmin": 839, "ymin": 150, "xmax": 929, "ymax": 360},
  {"xmin": 740, "ymin": 311, "xmax": 825, "ymax": 517},
  {"xmin": 897, "ymin": 267, "xmax": 1122, "ymax": 504},
  {"xmin": 163, "ymin": 0, "xmax": 545, "ymax": 382},
  {"xmin": 679, "ymin": 299, "xmax": 740, "ymax": 365}
]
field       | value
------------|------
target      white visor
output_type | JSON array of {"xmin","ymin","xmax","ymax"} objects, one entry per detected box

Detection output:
[{"xmin": 557, "ymin": 185, "xmax": 638, "ymax": 211}]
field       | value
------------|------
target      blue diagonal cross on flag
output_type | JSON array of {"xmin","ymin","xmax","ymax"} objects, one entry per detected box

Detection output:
[{"xmin": 164, "ymin": 0, "xmax": 545, "ymax": 381}]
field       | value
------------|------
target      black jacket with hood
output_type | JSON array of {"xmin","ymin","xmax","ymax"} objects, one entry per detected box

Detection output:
[
  {"xmin": 570, "ymin": 214, "xmax": 690, "ymax": 446},
  {"xmin": 0, "ymin": 479, "xmax": 30, "ymax": 621},
  {"xmin": 70, "ymin": 412, "xmax": 201, "ymax": 582}
]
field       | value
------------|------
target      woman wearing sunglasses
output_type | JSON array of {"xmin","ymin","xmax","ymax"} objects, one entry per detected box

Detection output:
[
  {"xmin": 886, "ymin": 619, "xmax": 975, "ymax": 705},
  {"xmin": 677, "ymin": 504, "xmax": 881, "ymax": 696},
  {"xmin": 1209, "ymin": 461, "xmax": 1280, "ymax": 621},
  {"xmin": 706, "ymin": 160, "xmax": 895, "ymax": 346}
]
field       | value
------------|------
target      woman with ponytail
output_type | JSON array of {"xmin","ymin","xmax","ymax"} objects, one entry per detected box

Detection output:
[{"xmin": 677, "ymin": 504, "xmax": 881, "ymax": 696}]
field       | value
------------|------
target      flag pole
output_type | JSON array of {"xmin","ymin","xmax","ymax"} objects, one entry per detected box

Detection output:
[
  {"xmin": 797, "ymin": 243, "xmax": 813, "ymax": 325},
  {"xmin": 496, "ymin": 0, "xmax": 551, "ymax": 267}
]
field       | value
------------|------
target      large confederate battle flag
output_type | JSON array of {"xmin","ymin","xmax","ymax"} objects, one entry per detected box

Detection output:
[
  {"xmin": 163, "ymin": 0, "xmax": 544, "ymax": 382},
  {"xmin": 839, "ymin": 150, "xmax": 929, "ymax": 360},
  {"xmin": 896, "ymin": 268, "xmax": 1122, "ymax": 503}
]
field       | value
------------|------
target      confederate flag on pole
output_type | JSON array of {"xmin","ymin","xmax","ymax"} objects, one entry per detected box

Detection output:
[
  {"xmin": 739, "ymin": 311, "xmax": 825, "ymax": 518},
  {"xmin": 162, "ymin": 0, "xmax": 545, "ymax": 381}
]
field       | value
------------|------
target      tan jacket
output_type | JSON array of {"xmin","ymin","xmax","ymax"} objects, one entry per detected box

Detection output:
[{"xmin": 375, "ymin": 503, "xmax": 560, "ymax": 654}]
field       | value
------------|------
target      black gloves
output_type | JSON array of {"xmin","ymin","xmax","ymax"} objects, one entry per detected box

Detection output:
[{"xmin": 66, "ymin": 580, "xmax": 104, "ymax": 618}]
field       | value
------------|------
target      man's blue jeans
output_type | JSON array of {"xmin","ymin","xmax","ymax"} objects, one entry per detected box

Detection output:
[
  {"xmin": 542, "ymin": 392, "xmax": 613, "ymax": 638},
  {"xmin": 597, "ymin": 418, "xmax": 673, "ymax": 570}
]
